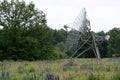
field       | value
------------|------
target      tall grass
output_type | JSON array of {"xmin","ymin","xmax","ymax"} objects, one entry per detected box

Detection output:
[{"xmin": 0, "ymin": 58, "xmax": 120, "ymax": 80}]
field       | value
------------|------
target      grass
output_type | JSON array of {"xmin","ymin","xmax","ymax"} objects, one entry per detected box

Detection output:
[{"xmin": 0, "ymin": 58, "xmax": 120, "ymax": 80}]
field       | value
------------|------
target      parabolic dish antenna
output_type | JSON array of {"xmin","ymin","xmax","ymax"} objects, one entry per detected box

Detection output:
[{"xmin": 64, "ymin": 8, "xmax": 109, "ymax": 60}]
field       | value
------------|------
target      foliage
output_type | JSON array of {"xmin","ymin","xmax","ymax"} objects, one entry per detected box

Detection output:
[
  {"xmin": 54, "ymin": 42, "xmax": 68, "ymax": 58},
  {"xmin": 53, "ymin": 29, "xmax": 66, "ymax": 44},
  {"xmin": 107, "ymin": 28, "xmax": 120, "ymax": 57},
  {"xmin": 0, "ymin": 0, "xmax": 57, "ymax": 60},
  {"xmin": 52, "ymin": 29, "xmax": 68, "ymax": 58}
]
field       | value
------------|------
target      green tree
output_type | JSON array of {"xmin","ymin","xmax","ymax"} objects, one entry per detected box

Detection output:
[
  {"xmin": 53, "ymin": 29, "xmax": 68, "ymax": 58},
  {"xmin": 0, "ymin": 0, "xmax": 56, "ymax": 60},
  {"xmin": 53, "ymin": 29, "xmax": 66, "ymax": 44},
  {"xmin": 0, "ymin": 0, "xmax": 46, "ymax": 29},
  {"xmin": 107, "ymin": 28, "xmax": 120, "ymax": 57}
]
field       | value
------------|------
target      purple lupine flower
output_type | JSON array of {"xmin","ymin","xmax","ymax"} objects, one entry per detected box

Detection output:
[
  {"xmin": 63, "ymin": 63, "xmax": 69, "ymax": 67},
  {"xmin": 6, "ymin": 72, "xmax": 11, "ymax": 77},
  {"xmin": 46, "ymin": 72, "xmax": 55, "ymax": 80},
  {"xmin": 0, "ymin": 71, "xmax": 11, "ymax": 79},
  {"xmin": 18, "ymin": 65, "xmax": 23, "ymax": 70},
  {"xmin": 64, "ymin": 61, "xmax": 77, "ymax": 67},
  {"xmin": 89, "ymin": 70, "xmax": 93, "ymax": 75}
]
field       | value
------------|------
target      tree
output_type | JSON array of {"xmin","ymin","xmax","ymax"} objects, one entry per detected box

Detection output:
[
  {"xmin": 107, "ymin": 28, "xmax": 120, "ymax": 57},
  {"xmin": 0, "ymin": 0, "xmax": 46, "ymax": 30},
  {"xmin": 0, "ymin": 0, "xmax": 56, "ymax": 60},
  {"xmin": 53, "ymin": 29, "xmax": 66, "ymax": 44}
]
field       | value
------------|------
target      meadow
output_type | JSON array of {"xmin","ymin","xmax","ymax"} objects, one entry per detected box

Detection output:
[{"xmin": 0, "ymin": 58, "xmax": 120, "ymax": 80}]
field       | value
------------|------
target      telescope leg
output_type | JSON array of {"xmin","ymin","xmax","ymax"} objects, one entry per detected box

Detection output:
[
  {"xmin": 92, "ymin": 34, "xmax": 100, "ymax": 59},
  {"xmin": 95, "ymin": 44, "xmax": 100, "ymax": 59},
  {"xmin": 93, "ymin": 39, "xmax": 100, "ymax": 59}
]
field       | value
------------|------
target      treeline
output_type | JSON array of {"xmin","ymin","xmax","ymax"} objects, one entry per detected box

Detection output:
[
  {"xmin": 0, "ymin": 0, "xmax": 120, "ymax": 61},
  {"xmin": 0, "ymin": 0, "xmax": 65, "ymax": 61}
]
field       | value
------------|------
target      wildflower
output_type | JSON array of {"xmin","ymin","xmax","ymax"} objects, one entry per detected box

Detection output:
[
  {"xmin": 18, "ymin": 65, "xmax": 24, "ymax": 73},
  {"xmin": 6, "ymin": 71, "xmax": 11, "ymax": 77},
  {"xmin": 89, "ymin": 70, "xmax": 93, "ymax": 76},
  {"xmin": 18, "ymin": 65, "xmax": 23, "ymax": 70},
  {"xmin": 0, "ymin": 71, "xmax": 11, "ymax": 79},
  {"xmin": 46, "ymin": 72, "xmax": 55, "ymax": 80},
  {"xmin": 63, "ymin": 61, "xmax": 77, "ymax": 67}
]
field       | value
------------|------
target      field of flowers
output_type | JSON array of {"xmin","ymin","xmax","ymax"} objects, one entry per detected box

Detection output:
[{"xmin": 0, "ymin": 58, "xmax": 120, "ymax": 80}]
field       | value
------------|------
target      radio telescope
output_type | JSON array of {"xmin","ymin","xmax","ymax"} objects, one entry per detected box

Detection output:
[{"xmin": 64, "ymin": 8, "xmax": 109, "ymax": 60}]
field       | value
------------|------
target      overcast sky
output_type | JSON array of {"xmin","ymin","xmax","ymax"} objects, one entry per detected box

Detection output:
[{"xmin": 26, "ymin": 0, "xmax": 120, "ymax": 32}]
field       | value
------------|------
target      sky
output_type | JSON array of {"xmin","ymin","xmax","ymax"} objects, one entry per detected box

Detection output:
[{"xmin": 25, "ymin": 0, "xmax": 120, "ymax": 32}]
